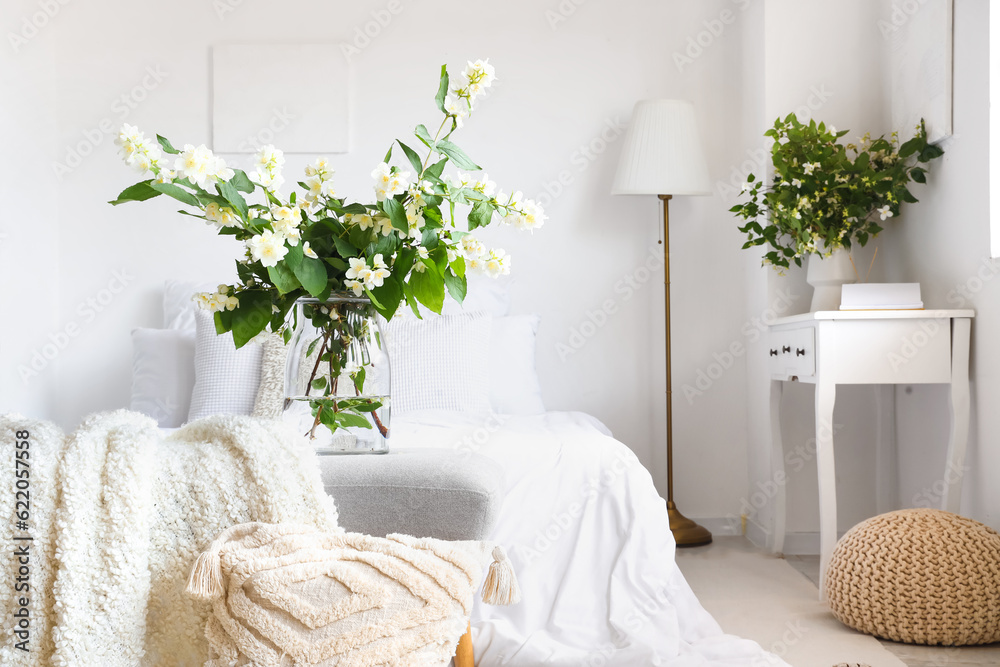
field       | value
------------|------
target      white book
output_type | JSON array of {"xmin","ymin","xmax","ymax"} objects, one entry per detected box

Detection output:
[{"xmin": 840, "ymin": 283, "xmax": 923, "ymax": 310}]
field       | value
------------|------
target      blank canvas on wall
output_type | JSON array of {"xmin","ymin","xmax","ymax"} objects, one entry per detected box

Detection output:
[
  {"xmin": 212, "ymin": 44, "xmax": 348, "ymax": 153},
  {"xmin": 888, "ymin": 0, "xmax": 953, "ymax": 144}
]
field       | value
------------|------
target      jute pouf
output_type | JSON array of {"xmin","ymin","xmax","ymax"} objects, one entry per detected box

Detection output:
[{"xmin": 824, "ymin": 508, "xmax": 1000, "ymax": 645}]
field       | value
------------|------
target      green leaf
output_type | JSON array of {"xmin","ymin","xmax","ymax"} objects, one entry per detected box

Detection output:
[
  {"xmin": 294, "ymin": 256, "xmax": 328, "ymax": 297},
  {"xmin": 332, "ymin": 235, "xmax": 359, "ymax": 259},
  {"xmin": 150, "ymin": 181, "xmax": 201, "ymax": 207},
  {"xmin": 370, "ymin": 276, "xmax": 402, "ymax": 320},
  {"xmin": 398, "ymin": 141, "xmax": 425, "ymax": 177},
  {"xmin": 400, "ymin": 280, "xmax": 422, "ymax": 318},
  {"xmin": 214, "ymin": 309, "xmax": 234, "ymax": 334},
  {"xmin": 434, "ymin": 63, "xmax": 450, "ymax": 113},
  {"xmin": 425, "ymin": 158, "xmax": 448, "ymax": 181},
  {"xmin": 414, "ymin": 124, "xmax": 435, "ymax": 149},
  {"xmin": 267, "ymin": 262, "xmax": 301, "ymax": 294},
  {"xmin": 219, "ymin": 180, "xmax": 249, "ymax": 219},
  {"xmin": 156, "ymin": 135, "xmax": 181, "ymax": 154},
  {"xmin": 443, "ymin": 268, "xmax": 467, "ymax": 304},
  {"xmin": 353, "ymin": 367, "xmax": 366, "ymax": 394},
  {"xmin": 231, "ymin": 290, "xmax": 272, "ymax": 348},
  {"xmin": 409, "ymin": 266, "xmax": 445, "ymax": 313},
  {"xmin": 435, "ymin": 139, "xmax": 481, "ymax": 170},
  {"xmin": 468, "ymin": 201, "xmax": 495, "ymax": 230},
  {"xmin": 230, "ymin": 169, "xmax": 255, "ymax": 193},
  {"xmin": 383, "ymin": 144, "xmax": 393, "ymax": 163},
  {"xmin": 312, "ymin": 377, "xmax": 328, "ymax": 391},
  {"xmin": 109, "ymin": 180, "xmax": 161, "ymax": 206},
  {"xmin": 336, "ymin": 412, "xmax": 374, "ymax": 429},
  {"xmin": 383, "ymin": 197, "xmax": 409, "ymax": 233}
]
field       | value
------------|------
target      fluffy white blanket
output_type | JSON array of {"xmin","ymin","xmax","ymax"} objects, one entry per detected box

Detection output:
[{"xmin": 0, "ymin": 411, "xmax": 339, "ymax": 667}]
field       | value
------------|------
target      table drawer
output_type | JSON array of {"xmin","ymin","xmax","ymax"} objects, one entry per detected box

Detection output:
[{"xmin": 768, "ymin": 327, "xmax": 815, "ymax": 379}]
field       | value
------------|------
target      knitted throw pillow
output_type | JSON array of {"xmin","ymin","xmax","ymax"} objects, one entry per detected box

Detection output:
[{"xmin": 187, "ymin": 522, "xmax": 519, "ymax": 667}]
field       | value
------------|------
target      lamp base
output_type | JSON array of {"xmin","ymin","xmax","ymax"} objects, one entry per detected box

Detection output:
[{"xmin": 668, "ymin": 501, "xmax": 713, "ymax": 547}]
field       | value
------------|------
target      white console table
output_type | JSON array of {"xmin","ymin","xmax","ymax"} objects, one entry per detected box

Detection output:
[{"xmin": 767, "ymin": 309, "xmax": 974, "ymax": 597}]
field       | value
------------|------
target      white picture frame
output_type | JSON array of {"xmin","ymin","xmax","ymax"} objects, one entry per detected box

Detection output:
[
  {"xmin": 212, "ymin": 44, "xmax": 349, "ymax": 154},
  {"xmin": 888, "ymin": 0, "xmax": 954, "ymax": 144},
  {"xmin": 992, "ymin": 3, "xmax": 1000, "ymax": 258}
]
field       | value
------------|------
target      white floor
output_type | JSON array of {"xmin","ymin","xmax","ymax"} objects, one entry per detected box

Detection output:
[{"xmin": 675, "ymin": 537, "xmax": 1000, "ymax": 667}]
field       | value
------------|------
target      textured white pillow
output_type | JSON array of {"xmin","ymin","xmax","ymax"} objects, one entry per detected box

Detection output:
[
  {"xmin": 129, "ymin": 328, "xmax": 196, "ymax": 428},
  {"xmin": 490, "ymin": 315, "xmax": 546, "ymax": 415},
  {"xmin": 188, "ymin": 309, "xmax": 264, "ymax": 421},
  {"xmin": 382, "ymin": 311, "xmax": 492, "ymax": 415}
]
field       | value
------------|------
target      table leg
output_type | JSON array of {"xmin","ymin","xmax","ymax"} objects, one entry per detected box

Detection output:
[
  {"xmin": 815, "ymin": 380, "xmax": 837, "ymax": 601},
  {"xmin": 875, "ymin": 385, "xmax": 898, "ymax": 515},
  {"xmin": 770, "ymin": 380, "xmax": 786, "ymax": 555},
  {"xmin": 943, "ymin": 318, "xmax": 971, "ymax": 513}
]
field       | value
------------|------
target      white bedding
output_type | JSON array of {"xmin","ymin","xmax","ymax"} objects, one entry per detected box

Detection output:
[{"xmin": 391, "ymin": 410, "xmax": 787, "ymax": 667}]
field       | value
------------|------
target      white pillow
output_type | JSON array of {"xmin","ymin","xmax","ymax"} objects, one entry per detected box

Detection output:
[
  {"xmin": 164, "ymin": 279, "xmax": 218, "ymax": 330},
  {"xmin": 490, "ymin": 315, "xmax": 545, "ymax": 415},
  {"xmin": 129, "ymin": 328, "xmax": 196, "ymax": 428},
  {"xmin": 381, "ymin": 311, "xmax": 492, "ymax": 415},
  {"xmin": 188, "ymin": 309, "xmax": 264, "ymax": 421}
]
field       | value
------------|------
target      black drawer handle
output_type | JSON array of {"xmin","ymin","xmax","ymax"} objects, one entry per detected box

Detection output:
[
  {"xmin": 769, "ymin": 349, "xmax": 778, "ymax": 356},
  {"xmin": 796, "ymin": 348, "xmax": 805, "ymax": 356},
  {"xmin": 782, "ymin": 346, "xmax": 791, "ymax": 354}
]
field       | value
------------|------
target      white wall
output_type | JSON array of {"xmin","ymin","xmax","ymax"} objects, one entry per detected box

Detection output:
[{"xmin": 0, "ymin": 0, "xmax": 759, "ymax": 522}]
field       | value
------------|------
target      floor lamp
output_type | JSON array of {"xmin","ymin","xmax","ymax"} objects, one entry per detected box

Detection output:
[{"xmin": 612, "ymin": 99, "xmax": 713, "ymax": 547}]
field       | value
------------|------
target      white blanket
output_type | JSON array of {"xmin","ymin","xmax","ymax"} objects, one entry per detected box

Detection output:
[
  {"xmin": 391, "ymin": 410, "xmax": 788, "ymax": 667},
  {"xmin": 0, "ymin": 411, "xmax": 339, "ymax": 667}
]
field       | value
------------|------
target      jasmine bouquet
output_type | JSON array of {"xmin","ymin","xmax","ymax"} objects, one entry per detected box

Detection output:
[
  {"xmin": 110, "ymin": 59, "xmax": 545, "ymax": 439},
  {"xmin": 731, "ymin": 114, "xmax": 943, "ymax": 270}
]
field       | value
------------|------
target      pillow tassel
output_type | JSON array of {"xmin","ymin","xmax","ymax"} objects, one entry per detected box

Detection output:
[
  {"xmin": 186, "ymin": 549, "xmax": 225, "ymax": 601},
  {"xmin": 186, "ymin": 522, "xmax": 264, "ymax": 601},
  {"xmin": 482, "ymin": 545, "xmax": 521, "ymax": 605}
]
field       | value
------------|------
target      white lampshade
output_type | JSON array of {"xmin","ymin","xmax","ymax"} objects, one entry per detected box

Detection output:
[{"xmin": 611, "ymin": 99, "xmax": 711, "ymax": 196}]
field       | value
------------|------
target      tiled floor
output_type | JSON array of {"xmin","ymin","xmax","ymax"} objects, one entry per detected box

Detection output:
[{"xmin": 784, "ymin": 554, "xmax": 1000, "ymax": 667}]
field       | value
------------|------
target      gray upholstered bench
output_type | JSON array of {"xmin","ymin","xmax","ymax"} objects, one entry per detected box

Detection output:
[{"xmin": 318, "ymin": 448, "xmax": 506, "ymax": 667}]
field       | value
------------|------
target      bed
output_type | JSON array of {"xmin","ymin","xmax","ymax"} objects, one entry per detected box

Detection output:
[{"xmin": 132, "ymin": 281, "xmax": 787, "ymax": 666}]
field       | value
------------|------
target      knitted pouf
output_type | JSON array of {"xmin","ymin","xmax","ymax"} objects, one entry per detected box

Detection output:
[{"xmin": 824, "ymin": 509, "xmax": 1000, "ymax": 645}]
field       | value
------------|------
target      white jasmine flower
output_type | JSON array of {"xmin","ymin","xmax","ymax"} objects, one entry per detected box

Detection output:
[
  {"xmin": 877, "ymin": 205, "xmax": 894, "ymax": 220},
  {"xmin": 405, "ymin": 203, "xmax": 425, "ymax": 238},
  {"xmin": 374, "ymin": 215, "xmax": 394, "ymax": 236},
  {"xmin": 417, "ymin": 247, "xmax": 429, "ymax": 260},
  {"xmin": 412, "ymin": 261, "xmax": 427, "ymax": 273},
  {"xmin": 345, "ymin": 257, "xmax": 368, "ymax": 281},
  {"xmin": 803, "ymin": 162, "xmax": 818, "ymax": 175},
  {"xmin": 115, "ymin": 124, "xmax": 163, "ymax": 175},
  {"xmin": 175, "ymin": 144, "xmax": 220, "ymax": 188},
  {"xmin": 461, "ymin": 235, "xmax": 486, "ymax": 258},
  {"xmin": 372, "ymin": 162, "xmax": 411, "ymax": 201},
  {"xmin": 345, "ymin": 279, "xmax": 365, "ymax": 296},
  {"xmin": 444, "ymin": 93, "xmax": 470, "ymax": 127},
  {"xmin": 484, "ymin": 248, "xmax": 510, "ymax": 278},
  {"xmin": 474, "ymin": 173, "xmax": 497, "ymax": 197},
  {"xmin": 791, "ymin": 178, "xmax": 802, "ymax": 188},
  {"xmin": 447, "ymin": 248, "xmax": 458, "ymax": 263},
  {"xmin": 248, "ymin": 229, "xmax": 288, "ymax": 267},
  {"xmin": 302, "ymin": 241, "xmax": 318, "ymax": 259},
  {"xmin": 155, "ymin": 169, "xmax": 175, "ymax": 184},
  {"xmin": 458, "ymin": 58, "xmax": 496, "ymax": 98},
  {"xmin": 348, "ymin": 213, "xmax": 374, "ymax": 230},
  {"xmin": 254, "ymin": 145, "xmax": 284, "ymax": 172}
]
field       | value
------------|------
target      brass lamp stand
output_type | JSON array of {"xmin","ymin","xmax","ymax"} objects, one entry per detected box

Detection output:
[{"xmin": 659, "ymin": 195, "xmax": 712, "ymax": 547}]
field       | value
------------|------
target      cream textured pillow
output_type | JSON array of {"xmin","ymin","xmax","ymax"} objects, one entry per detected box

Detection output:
[
  {"xmin": 253, "ymin": 333, "xmax": 288, "ymax": 419},
  {"xmin": 187, "ymin": 522, "xmax": 519, "ymax": 667},
  {"xmin": 381, "ymin": 311, "xmax": 492, "ymax": 415}
]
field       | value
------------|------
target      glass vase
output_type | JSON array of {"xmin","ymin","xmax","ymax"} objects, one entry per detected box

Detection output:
[{"xmin": 283, "ymin": 296, "xmax": 391, "ymax": 454}]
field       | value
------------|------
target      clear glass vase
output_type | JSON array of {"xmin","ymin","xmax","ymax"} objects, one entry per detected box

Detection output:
[{"xmin": 283, "ymin": 296, "xmax": 391, "ymax": 454}]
